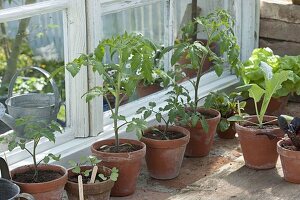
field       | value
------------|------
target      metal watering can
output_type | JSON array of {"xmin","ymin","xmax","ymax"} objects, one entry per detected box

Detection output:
[
  {"xmin": 0, "ymin": 66, "xmax": 60, "ymax": 137},
  {"xmin": 0, "ymin": 157, "xmax": 35, "ymax": 200}
]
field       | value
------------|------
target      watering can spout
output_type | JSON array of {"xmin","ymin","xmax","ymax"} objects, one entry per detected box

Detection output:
[{"xmin": 0, "ymin": 103, "xmax": 16, "ymax": 131}]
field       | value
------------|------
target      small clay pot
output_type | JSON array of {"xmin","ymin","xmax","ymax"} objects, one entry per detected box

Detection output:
[
  {"xmin": 65, "ymin": 166, "xmax": 114, "ymax": 200},
  {"xmin": 217, "ymin": 121, "xmax": 236, "ymax": 139},
  {"xmin": 277, "ymin": 139, "xmax": 300, "ymax": 183},
  {"xmin": 11, "ymin": 164, "xmax": 67, "ymax": 200},
  {"xmin": 235, "ymin": 116, "xmax": 284, "ymax": 170},
  {"xmin": 91, "ymin": 139, "xmax": 146, "ymax": 197},
  {"xmin": 243, "ymin": 96, "xmax": 289, "ymax": 116},
  {"xmin": 141, "ymin": 125, "xmax": 190, "ymax": 179},
  {"xmin": 136, "ymin": 82, "xmax": 162, "ymax": 98},
  {"xmin": 182, "ymin": 108, "xmax": 221, "ymax": 157}
]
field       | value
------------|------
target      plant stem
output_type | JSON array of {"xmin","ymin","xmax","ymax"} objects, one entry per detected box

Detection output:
[{"xmin": 113, "ymin": 72, "xmax": 122, "ymax": 152}]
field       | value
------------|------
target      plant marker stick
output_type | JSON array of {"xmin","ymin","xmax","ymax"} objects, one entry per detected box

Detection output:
[
  {"xmin": 78, "ymin": 175, "xmax": 84, "ymax": 200},
  {"xmin": 90, "ymin": 166, "xmax": 98, "ymax": 183}
]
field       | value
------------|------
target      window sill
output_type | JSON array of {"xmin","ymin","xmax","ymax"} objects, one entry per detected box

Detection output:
[{"xmin": 3, "ymin": 71, "xmax": 240, "ymax": 169}]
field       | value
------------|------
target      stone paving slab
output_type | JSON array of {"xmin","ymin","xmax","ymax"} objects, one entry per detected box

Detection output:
[{"xmin": 168, "ymin": 157, "xmax": 300, "ymax": 200}]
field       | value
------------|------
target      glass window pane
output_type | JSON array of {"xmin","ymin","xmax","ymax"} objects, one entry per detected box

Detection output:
[
  {"xmin": 0, "ymin": 11, "xmax": 65, "ymax": 152},
  {"xmin": 0, "ymin": 0, "xmax": 48, "ymax": 9}
]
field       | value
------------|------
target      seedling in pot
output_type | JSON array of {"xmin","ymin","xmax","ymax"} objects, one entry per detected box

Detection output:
[
  {"xmin": 66, "ymin": 33, "xmax": 166, "ymax": 152},
  {"xmin": 278, "ymin": 115, "xmax": 300, "ymax": 150},
  {"xmin": 137, "ymin": 85, "xmax": 186, "ymax": 139},
  {"xmin": 228, "ymin": 62, "xmax": 289, "ymax": 132},
  {"xmin": 68, "ymin": 156, "xmax": 119, "ymax": 183},
  {"xmin": 204, "ymin": 91, "xmax": 246, "ymax": 132},
  {"xmin": 7, "ymin": 117, "xmax": 62, "ymax": 182},
  {"xmin": 163, "ymin": 9, "xmax": 241, "ymax": 131}
]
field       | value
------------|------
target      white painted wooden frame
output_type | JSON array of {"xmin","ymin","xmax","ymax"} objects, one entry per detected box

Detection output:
[{"xmin": 0, "ymin": 0, "xmax": 89, "ymax": 165}]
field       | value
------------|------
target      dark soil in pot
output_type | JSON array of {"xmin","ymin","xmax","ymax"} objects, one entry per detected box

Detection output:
[
  {"xmin": 277, "ymin": 139, "xmax": 300, "ymax": 183},
  {"xmin": 11, "ymin": 164, "xmax": 67, "ymax": 200},
  {"xmin": 91, "ymin": 139, "xmax": 146, "ymax": 197},
  {"xmin": 141, "ymin": 125, "xmax": 190, "ymax": 179},
  {"xmin": 181, "ymin": 108, "xmax": 221, "ymax": 157},
  {"xmin": 65, "ymin": 166, "xmax": 114, "ymax": 200},
  {"xmin": 235, "ymin": 116, "xmax": 284, "ymax": 170}
]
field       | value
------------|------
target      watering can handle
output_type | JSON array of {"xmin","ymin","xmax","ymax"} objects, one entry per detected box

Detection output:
[
  {"xmin": 7, "ymin": 66, "xmax": 60, "ymax": 117},
  {"xmin": 15, "ymin": 193, "xmax": 35, "ymax": 200},
  {"xmin": 0, "ymin": 157, "xmax": 11, "ymax": 180}
]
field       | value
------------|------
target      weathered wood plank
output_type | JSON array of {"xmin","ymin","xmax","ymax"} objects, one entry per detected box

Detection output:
[
  {"xmin": 260, "ymin": 19, "xmax": 300, "ymax": 43},
  {"xmin": 65, "ymin": 0, "xmax": 89, "ymax": 137},
  {"xmin": 260, "ymin": 38, "xmax": 300, "ymax": 56},
  {"xmin": 261, "ymin": 0, "xmax": 300, "ymax": 23}
]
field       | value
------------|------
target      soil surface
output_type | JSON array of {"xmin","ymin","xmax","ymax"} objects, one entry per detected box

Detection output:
[
  {"xmin": 281, "ymin": 143, "xmax": 300, "ymax": 151},
  {"xmin": 13, "ymin": 170, "xmax": 63, "ymax": 183},
  {"xmin": 244, "ymin": 124, "xmax": 279, "ymax": 129},
  {"xmin": 98, "ymin": 143, "xmax": 142, "ymax": 153},
  {"xmin": 143, "ymin": 131, "xmax": 185, "ymax": 140},
  {"xmin": 68, "ymin": 174, "xmax": 105, "ymax": 184}
]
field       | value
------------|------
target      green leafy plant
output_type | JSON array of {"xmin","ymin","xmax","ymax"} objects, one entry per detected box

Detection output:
[
  {"xmin": 66, "ymin": 32, "xmax": 165, "ymax": 151},
  {"xmin": 166, "ymin": 9, "xmax": 240, "ymax": 131},
  {"xmin": 278, "ymin": 115, "xmax": 300, "ymax": 150},
  {"xmin": 8, "ymin": 117, "xmax": 62, "ymax": 182},
  {"xmin": 204, "ymin": 92, "xmax": 246, "ymax": 132},
  {"xmin": 136, "ymin": 84, "xmax": 186, "ymax": 139},
  {"xmin": 241, "ymin": 47, "xmax": 300, "ymax": 97},
  {"xmin": 228, "ymin": 62, "xmax": 289, "ymax": 128},
  {"xmin": 68, "ymin": 156, "xmax": 119, "ymax": 182}
]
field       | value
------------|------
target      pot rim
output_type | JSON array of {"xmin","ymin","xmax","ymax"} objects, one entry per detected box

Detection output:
[
  {"xmin": 67, "ymin": 165, "xmax": 114, "ymax": 186},
  {"xmin": 277, "ymin": 139, "xmax": 300, "ymax": 153},
  {"xmin": 235, "ymin": 115, "xmax": 280, "ymax": 130},
  {"xmin": 185, "ymin": 107, "xmax": 221, "ymax": 120},
  {"xmin": 91, "ymin": 138, "xmax": 146, "ymax": 158},
  {"xmin": 11, "ymin": 164, "xmax": 67, "ymax": 186},
  {"xmin": 142, "ymin": 125, "xmax": 190, "ymax": 141}
]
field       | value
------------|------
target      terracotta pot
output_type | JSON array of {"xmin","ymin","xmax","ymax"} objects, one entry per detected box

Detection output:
[
  {"xmin": 243, "ymin": 96, "xmax": 289, "ymax": 116},
  {"xmin": 235, "ymin": 116, "xmax": 284, "ymax": 169},
  {"xmin": 182, "ymin": 108, "xmax": 221, "ymax": 157},
  {"xmin": 91, "ymin": 139, "xmax": 146, "ymax": 197},
  {"xmin": 141, "ymin": 125, "xmax": 190, "ymax": 179},
  {"xmin": 277, "ymin": 139, "xmax": 300, "ymax": 183},
  {"xmin": 136, "ymin": 82, "xmax": 162, "ymax": 98},
  {"xmin": 11, "ymin": 164, "xmax": 67, "ymax": 200},
  {"xmin": 217, "ymin": 121, "xmax": 236, "ymax": 139},
  {"xmin": 65, "ymin": 166, "xmax": 114, "ymax": 200}
]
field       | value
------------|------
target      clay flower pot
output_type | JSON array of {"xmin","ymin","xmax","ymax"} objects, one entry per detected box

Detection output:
[
  {"xmin": 235, "ymin": 116, "xmax": 284, "ymax": 169},
  {"xmin": 182, "ymin": 108, "xmax": 221, "ymax": 157},
  {"xmin": 11, "ymin": 164, "xmax": 67, "ymax": 200},
  {"xmin": 243, "ymin": 96, "xmax": 289, "ymax": 116},
  {"xmin": 141, "ymin": 125, "xmax": 190, "ymax": 179},
  {"xmin": 65, "ymin": 166, "xmax": 114, "ymax": 200},
  {"xmin": 217, "ymin": 121, "xmax": 236, "ymax": 139},
  {"xmin": 277, "ymin": 139, "xmax": 300, "ymax": 183},
  {"xmin": 91, "ymin": 139, "xmax": 146, "ymax": 197},
  {"xmin": 136, "ymin": 82, "xmax": 162, "ymax": 98}
]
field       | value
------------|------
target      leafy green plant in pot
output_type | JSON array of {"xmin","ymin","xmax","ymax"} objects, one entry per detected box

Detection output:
[
  {"xmin": 65, "ymin": 155, "xmax": 118, "ymax": 200},
  {"xmin": 136, "ymin": 86, "xmax": 190, "ymax": 179},
  {"xmin": 277, "ymin": 115, "xmax": 300, "ymax": 183},
  {"xmin": 204, "ymin": 92, "xmax": 245, "ymax": 139},
  {"xmin": 4, "ymin": 117, "xmax": 67, "ymax": 200},
  {"xmin": 168, "ymin": 9, "xmax": 240, "ymax": 157},
  {"xmin": 228, "ymin": 61, "xmax": 288, "ymax": 169},
  {"xmin": 66, "ymin": 32, "xmax": 160, "ymax": 197},
  {"xmin": 241, "ymin": 48, "xmax": 296, "ymax": 116}
]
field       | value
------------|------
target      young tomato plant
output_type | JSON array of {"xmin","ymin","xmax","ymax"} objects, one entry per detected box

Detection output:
[
  {"xmin": 228, "ymin": 62, "xmax": 289, "ymax": 128},
  {"xmin": 8, "ymin": 117, "xmax": 62, "ymax": 182},
  {"xmin": 136, "ymin": 84, "xmax": 186, "ymax": 139},
  {"xmin": 66, "ymin": 33, "xmax": 164, "ymax": 151},
  {"xmin": 164, "ymin": 9, "xmax": 240, "ymax": 131},
  {"xmin": 68, "ymin": 156, "xmax": 119, "ymax": 182}
]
